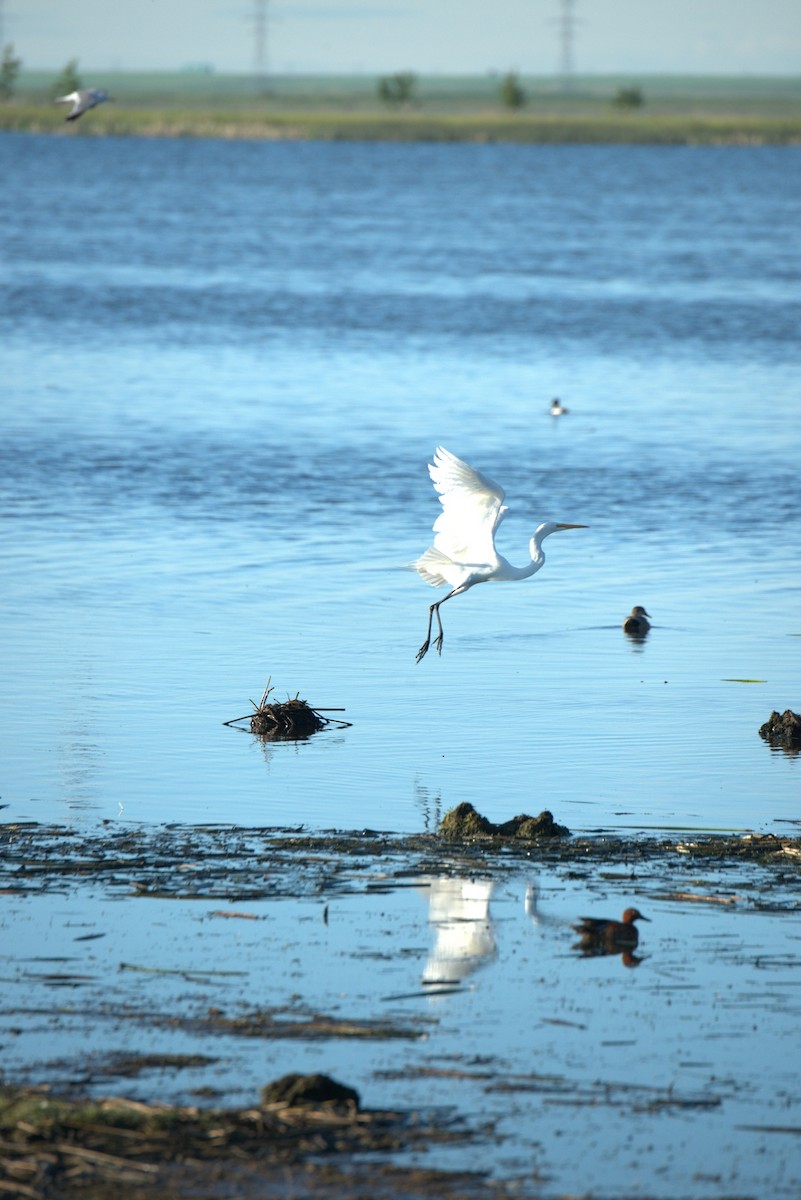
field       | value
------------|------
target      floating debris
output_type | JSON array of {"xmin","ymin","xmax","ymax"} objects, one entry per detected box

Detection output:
[
  {"xmin": 439, "ymin": 802, "xmax": 570, "ymax": 841},
  {"xmin": 225, "ymin": 677, "xmax": 350, "ymax": 740},
  {"xmin": 250, "ymin": 695, "xmax": 325, "ymax": 738},
  {"xmin": 759, "ymin": 709, "xmax": 801, "ymax": 752}
]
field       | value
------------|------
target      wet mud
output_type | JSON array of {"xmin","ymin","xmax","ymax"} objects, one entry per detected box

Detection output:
[
  {"xmin": 0, "ymin": 1080, "xmax": 492, "ymax": 1200},
  {"xmin": 2, "ymin": 818, "xmax": 801, "ymax": 1198},
  {"xmin": 3, "ymin": 819, "xmax": 799, "ymax": 901}
]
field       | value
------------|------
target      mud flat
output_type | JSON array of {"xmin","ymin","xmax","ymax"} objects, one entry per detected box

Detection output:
[
  {"xmin": 0, "ymin": 1078, "xmax": 504, "ymax": 1200},
  {"xmin": 2, "ymin": 818, "xmax": 801, "ymax": 1198}
]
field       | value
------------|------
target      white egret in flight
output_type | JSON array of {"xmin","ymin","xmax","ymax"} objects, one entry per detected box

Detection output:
[
  {"xmin": 413, "ymin": 446, "xmax": 586, "ymax": 662},
  {"xmin": 56, "ymin": 88, "xmax": 112, "ymax": 121}
]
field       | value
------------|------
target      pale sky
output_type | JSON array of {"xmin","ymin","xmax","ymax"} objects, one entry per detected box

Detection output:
[{"xmin": 5, "ymin": 0, "xmax": 801, "ymax": 75}]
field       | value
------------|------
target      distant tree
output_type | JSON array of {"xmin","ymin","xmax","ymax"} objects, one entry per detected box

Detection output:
[
  {"xmin": 50, "ymin": 58, "xmax": 82, "ymax": 100},
  {"xmin": 0, "ymin": 43, "xmax": 21, "ymax": 101},
  {"xmin": 612, "ymin": 85, "xmax": 644, "ymax": 109},
  {"xmin": 499, "ymin": 70, "xmax": 526, "ymax": 110},
  {"xmin": 377, "ymin": 71, "xmax": 417, "ymax": 108}
]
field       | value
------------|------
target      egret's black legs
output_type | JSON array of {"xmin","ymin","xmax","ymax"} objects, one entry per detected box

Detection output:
[
  {"xmin": 416, "ymin": 591, "xmax": 455, "ymax": 663},
  {"xmin": 416, "ymin": 602, "xmax": 437, "ymax": 663},
  {"xmin": 432, "ymin": 604, "xmax": 445, "ymax": 655}
]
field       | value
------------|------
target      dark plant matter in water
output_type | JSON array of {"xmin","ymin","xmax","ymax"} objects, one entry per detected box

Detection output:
[
  {"xmin": 439, "ymin": 802, "xmax": 570, "ymax": 840},
  {"xmin": 224, "ymin": 677, "xmax": 350, "ymax": 739},
  {"xmin": 759, "ymin": 708, "xmax": 801, "ymax": 752}
]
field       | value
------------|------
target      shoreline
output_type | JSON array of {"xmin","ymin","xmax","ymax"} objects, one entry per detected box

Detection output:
[{"xmin": 2, "ymin": 106, "xmax": 800, "ymax": 144}]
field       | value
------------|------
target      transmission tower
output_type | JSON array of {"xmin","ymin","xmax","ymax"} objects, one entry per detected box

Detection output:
[
  {"xmin": 252, "ymin": 0, "xmax": 270, "ymax": 94},
  {"xmin": 556, "ymin": 0, "xmax": 579, "ymax": 92}
]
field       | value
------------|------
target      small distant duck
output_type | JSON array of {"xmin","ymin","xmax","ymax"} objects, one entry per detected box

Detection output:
[
  {"xmin": 573, "ymin": 907, "xmax": 650, "ymax": 952},
  {"xmin": 56, "ymin": 88, "xmax": 112, "ymax": 121},
  {"xmin": 623, "ymin": 605, "xmax": 651, "ymax": 636},
  {"xmin": 549, "ymin": 397, "xmax": 569, "ymax": 416}
]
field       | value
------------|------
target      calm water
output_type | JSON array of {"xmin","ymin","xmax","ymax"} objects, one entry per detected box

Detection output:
[
  {"xmin": 2, "ymin": 133, "xmax": 801, "ymax": 1197},
  {"xmin": 2, "ymin": 135, "xmax": 799, "ymax": 834}
]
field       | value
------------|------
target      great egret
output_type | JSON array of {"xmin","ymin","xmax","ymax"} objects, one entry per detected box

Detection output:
[
  {"xmin": 573, "ymin": 907, "xmax": 650, "ymax": 950},
  {"xmin": 549, "ymin": 398, "xmax": 569, "ymax": 416},
  {"xmin": 413, "ymin": 446, "xmax": 586, "ymax": 662},
  {"xmin": 623, "ymin": 605, "xmax": 651, "ymax": 637},
  {"xmin": 56, "ymin": 89, "xmax": 112, "ymax": 121}
]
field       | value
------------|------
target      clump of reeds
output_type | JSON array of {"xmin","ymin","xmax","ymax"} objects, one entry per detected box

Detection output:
[
  {"xmin": 438, "ymin": 801, "xmax": 570, "ymax": 840},
  {"xmin": 225, "ymin": 678, "xmax": 349, "ymax": 740},
  {"xmin": 759, "ymin": 708, "xmax": 801, "ymax": 750}
]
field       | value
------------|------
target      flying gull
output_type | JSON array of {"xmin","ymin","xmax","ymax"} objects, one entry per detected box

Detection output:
[{"xmin": 56, "ymin": 89, "xmax": 112, "ymax": 121}]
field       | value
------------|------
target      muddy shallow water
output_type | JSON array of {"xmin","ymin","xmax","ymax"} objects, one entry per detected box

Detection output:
[{"xmin": 2, "ymin": 821, "xmax": 801, "ymax": 1198}]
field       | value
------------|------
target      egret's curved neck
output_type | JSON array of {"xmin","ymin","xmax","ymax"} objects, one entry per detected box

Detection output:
[
  {"xmin": 526, "ymin": 527, "xmax": 550, "ymax": 574},
  {"xmin": 496, "ymin": 527, "xmax": 551, "ymax": 581},
  {"xmin": 501, "ymin": 537, "xmax": 546, "ymax": 581}
]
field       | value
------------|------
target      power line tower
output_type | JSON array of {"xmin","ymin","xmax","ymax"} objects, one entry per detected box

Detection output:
[
  {"xmin": 252, "ymin": 0, "xmax": 270, "ymax": 95},
  {"xmin": 555, "ymin": 0, "xmax": 579, "ymax": 93}
]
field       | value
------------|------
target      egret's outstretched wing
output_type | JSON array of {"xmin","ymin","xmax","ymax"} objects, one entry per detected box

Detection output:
[{"xmin": 428, "ymin": 446, "xmax": 507, "ymax": 568}]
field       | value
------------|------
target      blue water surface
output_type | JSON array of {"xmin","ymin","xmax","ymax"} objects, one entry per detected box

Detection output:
[{"xmin": 1, "ymin": 135, "xmax": 799, "ymax": 833}]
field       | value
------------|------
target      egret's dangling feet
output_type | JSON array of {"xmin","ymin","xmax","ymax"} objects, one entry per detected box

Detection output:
[{"xmin": 416, "ymin": 601, "xmax": 445, "ymax": 663}]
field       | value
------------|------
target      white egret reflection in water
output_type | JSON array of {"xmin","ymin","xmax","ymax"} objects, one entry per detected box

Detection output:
[{"xmin": 0, "ymin": 136, "xmax": 799, "ymax": 836}]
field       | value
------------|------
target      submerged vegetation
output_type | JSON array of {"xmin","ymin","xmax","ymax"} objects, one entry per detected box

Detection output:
[{"xmin": 2, "ymin": 71, "xmax": 799, "ymax": 143}]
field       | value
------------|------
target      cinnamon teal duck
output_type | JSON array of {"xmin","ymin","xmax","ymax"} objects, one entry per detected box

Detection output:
[{"xmin": 573, "ymin": 907, "xmax": 650, "ymax": 952}]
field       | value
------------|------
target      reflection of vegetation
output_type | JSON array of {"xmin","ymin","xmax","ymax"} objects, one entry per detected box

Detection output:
[
  {"xmin": 50, "ymin": 57, "xmax": 81, "ymax": 100},
  {"xmin": 0, "ymin": 44, "xmax": 21, "ymax": 101},
  {"xmin": 377, "ymin": 71, "xmax": 417, "ymax": 107},
  {"xmin": 499, "ymin": 71, "xmax": 526, "ymax": 110},
  {"xmin": 613, "ymin": 85, "xmax": 644, "ymax": 109}
]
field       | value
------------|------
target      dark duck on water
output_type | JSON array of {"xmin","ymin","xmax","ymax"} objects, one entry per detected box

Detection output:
[{"xmin": 573, "ymin": 907, "xmax": 650, "ymax": 953}]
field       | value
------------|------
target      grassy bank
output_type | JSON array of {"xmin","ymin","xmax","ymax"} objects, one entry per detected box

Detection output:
[
  {"xmin": 2, "ymin": 72, "xmax": 800, "ymax": 143},
  {"xmin": 2, "ymin": 104, "xmax": 800, "ymax": 144}
]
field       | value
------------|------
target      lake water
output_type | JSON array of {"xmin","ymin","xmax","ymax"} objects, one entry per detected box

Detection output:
[
  {"xmin": 2, "ymin": 135, "xmax": 799, "ymax": 835},
  {"xmin": 2, "ymin": 133, "xmax": 801, "ymax": 1196}
]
